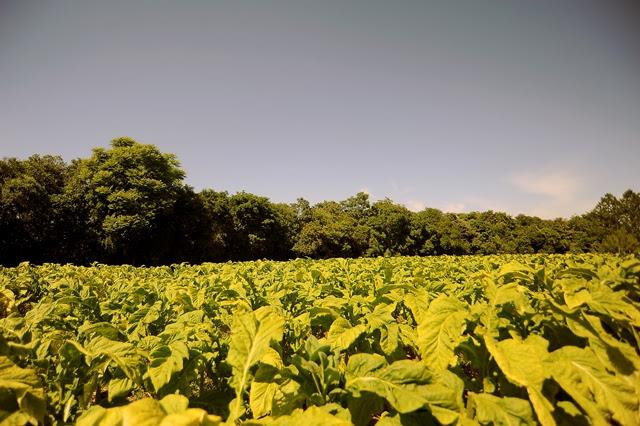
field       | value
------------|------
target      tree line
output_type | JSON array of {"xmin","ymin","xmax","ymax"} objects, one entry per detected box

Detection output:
[{"xmin": 1, "ymin": 138, "xmax": 638, "ymax": 266}]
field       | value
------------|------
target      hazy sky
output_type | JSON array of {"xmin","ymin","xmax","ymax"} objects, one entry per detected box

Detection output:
[{"xmin": 1, "ymin": 1, "xmax": 639, "ymax": 218}]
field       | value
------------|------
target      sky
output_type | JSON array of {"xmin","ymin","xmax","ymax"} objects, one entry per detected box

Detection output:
[{"xmin": 1, "ymin": 0, "xmax": 639, "ymax": 218}]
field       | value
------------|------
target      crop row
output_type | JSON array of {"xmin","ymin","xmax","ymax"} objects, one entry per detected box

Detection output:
[{"xmin": 0, "ymin": 254, "xmax": 639, "ymax": 425}]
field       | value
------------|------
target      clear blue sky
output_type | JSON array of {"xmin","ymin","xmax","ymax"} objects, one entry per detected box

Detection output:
[{"xmin": 1, "ymin": 0, "xmax": 639, "ymax": 218}]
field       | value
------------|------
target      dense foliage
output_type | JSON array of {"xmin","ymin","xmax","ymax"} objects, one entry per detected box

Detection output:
[
  {"xmin": 0, "ymin": 254, "xmax": 638, "ymax": 425},
  {"xmin": 1, "ymin": 138, "xmax": 639, "ymax": 265}
]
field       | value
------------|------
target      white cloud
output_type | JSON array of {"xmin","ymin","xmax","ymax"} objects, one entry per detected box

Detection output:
[
  {"xmin": 403, "ymin": 198, "xmax": 504, "ymax": 214},
  {"xmin": 509, "ymin": 169, "xmax": 594, "ymax": 218},
  {"xmin": 511, "ymin": 171, "xmax": 579, "ymax": 198},
  {"xmin": 384, "ymin": 170, "xmax": 591, "ymax": 219},
  {"xmin": 403, "ymin": 200, "xmax": 426, "ymax": 212},
  {"xmin": 442, "ymin": 202, "xmax": 466, "ymax": 213},
  {"xmin": 527, "ymin": 198, "xmax": 595, "ymax": 219}
]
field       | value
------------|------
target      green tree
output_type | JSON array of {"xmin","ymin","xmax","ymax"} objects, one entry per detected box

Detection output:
[
  {"xmin": 151, "ymin": 187, "xmax": 214, "ymax": 264},
  {"xmin": 0, "ymin": 155, "xmax": 68, "ymax": 264},
  {"xmin": 291, "ymin": 197, "xmax": 312, "ymax": 225},
  {"xmin": 408, "ymin": 208, "xmax": 443, "ymax": 255},
  {"xmin": 294, "ymin": 200, "xmax": 369, "ymax": 259},
  {"xmin": 340, "ymin": 192, "xmax": 372, "ymax": 221},
  {"xmin": 202, "ymin": 192, "xmax": 295, "ymax": 261},
  {"xmin": 566, "ymin": 215, "xmax": 601, "ymax": 253},
  {"xmin": 588, "ymin": 190, "xmax": 640, "ymax": 253},
  {"xmin": 64, "ymin": 137, "xmax": 187, "ymax": 264},
  {"xmin": 230, "ymin": 192, "xmax": 295, "ymax": 260},
  {"xmin": 198, "ymin": 189, "xmax": 234, "ymax": 261},
  {"xmin": 512, "ymin": 215, "xmax": 570, "ymax": 254},
  {"xmin": 465, "ymin": 211, "xmax": 515, "ymax": 254},
  {"xmin": 438, "ymin": 213, "xmax": 474, "ymax": 255},
  {"xmin": 366, "ymin": 199, "xmax": 413, "ymax": 256}
]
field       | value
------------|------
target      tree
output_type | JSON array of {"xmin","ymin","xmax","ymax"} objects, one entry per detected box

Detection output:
[
  {"xmin": 565, "ymin": 215, "xmax": 601, "ymax": 253},
  {"xmin": 198, "ymin": 189, "xmax": 234, "ymax": 262},
  {"xmin": 511, "ymin": 215, "xmax": 570, "ymax": 254},
  {"xmin": 366, "ymin": 199, "xmax": 412, "ymax": 256},
  {"xmin": 229, "ymin": 192, "xmax": 295, "ymax": 260},
  {"xmin": 200, "ymin": 191, "xmax": 296, "ymax": 261},
  {"xmin": 2, "ymin": 137, "xmax": 636, "ymax": 264},
  {"xmin": 291, "ymin": 198, "xmax": 312, "ymax": 225},
  {"xmin": 438, "ymin": 213, "xmax": 474, "ymax": 255},
  {"xmin": 64, "ymin": 137, "xmax": 187, "ymax": 264},
  {"xmin": 588, "ymin": 190, "xmax": 640, "ymax": 253},
  {"xmin": 465, "ymin": 211, "xmax": 516, "ymax": 254},
  {"xmin": 0, "ymin": 155, "xmax": 68, "ymax": 265},
  {"xmin": 408, "ymin": 208, "xmax": 443, "ymax": 255},
  {"xmin": 340, "ymin": 192, "xmax": 371, "ymax": 221},
  {"xmin": 599, "ymin": 229, "xmax": 639, "ymax": 254},
  {"xmin": 150, "ymin": 187, "xmax": 213, "ymax": 264},
  {"xmin": 293, "ymin": 200, "xmax": 369, "ymax": 259}
]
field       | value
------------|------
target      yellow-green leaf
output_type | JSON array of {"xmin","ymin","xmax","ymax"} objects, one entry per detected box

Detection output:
[{"xmin": 417, "ymin": 295, "xmax": 467, "ymax": 370}]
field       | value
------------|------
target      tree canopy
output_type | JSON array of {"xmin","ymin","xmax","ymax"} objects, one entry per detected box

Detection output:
[
  {"xmin": 64, "ymin": 137, "xmax": 187, "ymax": 263},
  {"xmin": 1, "ymin": 139, "xmax": 638, "ymax": 265}
]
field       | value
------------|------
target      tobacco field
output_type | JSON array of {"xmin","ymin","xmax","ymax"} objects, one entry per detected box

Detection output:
[{"xmin": 0, "ymin": 254, "xmax": 639, "ymax": 425}]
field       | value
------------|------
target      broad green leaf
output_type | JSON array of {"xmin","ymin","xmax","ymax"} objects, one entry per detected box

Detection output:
[
  {"xmin": 380, "ymin": 323, "xmax": 401, "ymax": 357},
  {"xmin": 0, "ymin": 356, "xmax": 41, "ymax": 389},
  {"xmin": 0, "ymin": 356, "xmax": 45, "ymax": 424},
  {"xmin": 346, "ymin": 353, "xmax": 387, "ymax": 377},
  {"xmin": 76, "ymin": 405, "xmax": 124, "ymax": 426},
  {"xmin": 566, "ymin": 314, "xmax": 640, "ymax": 376},
  {"xmin": 78, "ymin": 322, "xmax": 122, "ymax": 340},
  {"xmin": 585, "ymin": 281, "xmax": 640, "ymax": 325},
  {"xmin": 327, "ymin": 318, "xmax": 367, "ymax": 351},
  {"xmin": 417, "ymin": 295, "xmax": 467, "ymax": 370},
  {"xmin": 349, "ymin": 358, "xmax": 431, "ymax": 413},
  {"xmin": 121, "ymin": 398, "xmax": 166, "ymax": 426},
  {"xmin": 376, "ymin": 410, "xmax": 440, "ymax": 426},
  {"xmin": 84, "ymin": 337, "xmax": 143, "ymax": 383},
  {"xmin": 555, "ymin": 401, "xmax": 589, "ymax": 426},
  {"xmin": 249, "ymin": 348, "xmax": 283, "ymax": 418},
  {"xmin": 76, "ymin": 396, "xmax": 222, "ymax": 426},
  {"xmin": 347, "ymin": 392, "xmax": 384, "ymax": 426},
  {"xmin": 466, "ymin": 393, "xmax": 536, "ymax": 426},
  {"xmin": 484, "ymin": 335, "xmax": 555, "ymax": 426},
  {"xmin": 160, "ymin": 409, "xmax": 222, "ymax": 426},
  {"xmin": 158, "ymin": 394, "xmax": 189, "ymax": 414},
  {"xmin": 365, "ymin": 303, "xmax": 396, "ymax": 331},
  {"xmin": 487, "ymin": 282, "xmax": 532, "ymax": 314},
  {"xmin": 107, "ymin": 377, "xmax": 134, "ymax": 402},
  {"xmin": 484, "ymin": 335, "xmax": 549, "ymax": 387},
  {"xmin": 404, "ymin": 289, "xmax": 431, "ymax": 324},
  {"xmin": 271, "ymin": 375, "xmax": 304, "ymax": 416},
  {"xmin": 497, "ymin": 262, "xmax": 534, "ymax": 283},
  {"xmin": 346, "ymin": 355, "xmax": 462, "ymax": 424},
  {"xmin": 548, "ymin": 346, "xmax": 639, "ymax": 426},
  {"xmin": 227, "ymin": 306, "xmax": 284, "ymax": 422},
  {"xmin": 255, "ymin": 406, "xmax": 352, "ymax": 426},
  {"xmin": 558, "ymin": 278, "xmax": 591, "ymax": 309},
  {"xmin": 176, "ymin": 310, "xmax": 205, "ymax": 324},
  {"xmin": 147, "ymin": 341, "xmax": 189, "ymax": 392}
]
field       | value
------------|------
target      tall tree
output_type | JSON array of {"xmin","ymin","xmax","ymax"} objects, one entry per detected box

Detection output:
[
  {"xmin": 64, "ymin": 137, "xmax": 187, "ymax": 264},
  {"xmin": 237, "ymin": 193, "xmax": 295, "ymax": 260},
  {"xmin": 198, "ymin": 189, "xmax": 234, "ymax": 262},
  {"xmin": 294, "ymin": 200, "xmax": 369, "ymax": 259},
  {"xmin": 408, "ymin": 208, "xmax": 444, "ymax": 255},
  {"xmin": 465, "ymin": 211, "xmax": 516, "ymax": 254},
  {"xmin": 366, "ymin": 199, "xmax": 412, "ymax": 256},
  {"xmin": 0, "ymin": 155, "xmax": 68, "ymax": 264},
  {"xmin": 589, "ymin": 190, "xmax": 640, "ymax": 253}
]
